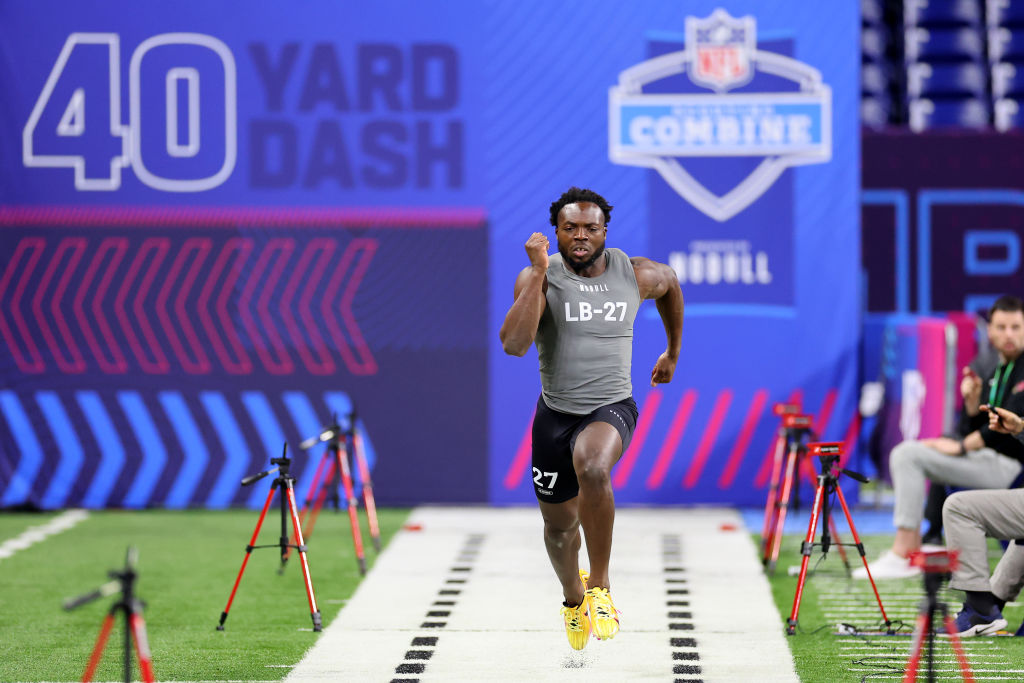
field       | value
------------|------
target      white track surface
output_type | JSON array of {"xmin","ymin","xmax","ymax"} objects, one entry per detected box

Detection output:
[{"xmin": 286, "ymin": 506, "xmax": 798, "ymax": 682}]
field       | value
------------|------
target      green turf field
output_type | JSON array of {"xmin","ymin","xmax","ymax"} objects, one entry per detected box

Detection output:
[
  {"xmin": 0, "ymin": 507, "xmax": 408, "ymax": 682},
  {"xmin": 763, "ymin": 531, "xmax": 1024, "ymax": 682},
  {"xmin": 5, "ymin": 508, "xmax": 1024, "ymax": 682}
]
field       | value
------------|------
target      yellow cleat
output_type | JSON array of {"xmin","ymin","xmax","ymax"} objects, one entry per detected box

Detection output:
[
  {"xmin": 587, "ymin": 586, "xmax": 619, "ymax": 640},
  {"xmin": 560, "ymin": 569, "xmax": 592, "ymax": 650}
]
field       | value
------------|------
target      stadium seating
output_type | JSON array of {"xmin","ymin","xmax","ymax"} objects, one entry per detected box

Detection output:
[
  {"xmin": 909, "ymin": 97, "xmax": 991, "ymax": 131},
  {"xmin": 863, "ymin": 25, "xmax": 891, "ymax": 63},
  {"xmin": 862, "ymin": 96, "xmax": 892, "ymax": 130},
  {"xmin": 992, "ymin": 62, "xmax": 1024, "ymax": 97},
  {"xmin": 994, "ymin": 97, "xmax": 1021, "ymax": 130},
  {"xmin": 907, "ymin": 62, "xmax": 988, "ymax": 98},
  {"xmin": 989, "ymin": 27, "xmax": 1024, "ymax": 63},
  {"xmin": 987, "ymin": 0, "xmax": 1024, "ymax": 29},
  {"xmin": 858, "ymin": 0, "xmax": 1024, "ymax": 131},
  {"xmin": 862, "ymin": 0, "xmax": 885, "ymax": 26},
  {"xmin": 905, "ymin": 27, "xmax": 986, "ymax": 62},
  {"xmin": 906, "ymin": 0, "xmax": 983, "ymax": 28},
  {"xmin": 863, "ymin": 62, "xmax": 892, "ymax": 97}
]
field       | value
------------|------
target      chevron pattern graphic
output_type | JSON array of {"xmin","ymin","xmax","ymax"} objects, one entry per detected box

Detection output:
[
  {"xmin": 0, "ymin": 209, "xmax": 490, "ymax": 509},
  {"xmin": 0, "ymin": 388, "xmax": 376, "ymax": 510},
  {"xmin": 0, "ymin": 235, "xmax": 378, "ymax": 376}
]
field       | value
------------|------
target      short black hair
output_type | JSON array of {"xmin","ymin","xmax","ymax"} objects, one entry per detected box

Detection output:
[
  {"xmin": 549, "ymin": 186, "xmax": 613, "ymax": 227},
  {"xmin": 990, "ymin": 295, "xmax": 1024, "ymax": 318}
]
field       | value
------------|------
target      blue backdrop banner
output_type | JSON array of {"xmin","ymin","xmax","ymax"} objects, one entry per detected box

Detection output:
[{"xmin": 0, "ymin": 1, "xmax": 858, "ymax": 508}]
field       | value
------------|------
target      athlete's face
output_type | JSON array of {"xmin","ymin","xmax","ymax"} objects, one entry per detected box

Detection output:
[
  {"xmin": 988, "ymin": 309, "xmax": 1024, "ymax": 360},
  {"xmin": 556, "ymin": 202, "xmax": 607, "ymax": 274}
]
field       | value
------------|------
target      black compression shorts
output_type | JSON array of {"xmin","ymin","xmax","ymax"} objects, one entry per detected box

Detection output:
[{"xmin": 530, "ymin": 394, "xmax": 639, "ymax": 503}]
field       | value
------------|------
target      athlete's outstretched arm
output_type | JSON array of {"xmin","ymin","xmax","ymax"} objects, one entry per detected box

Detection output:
[
  {"xmin": 631, "ymin": 256, "xmax": 684, "ymax": 386},
  {"xmin": 500, "ymin": 232, "xmax": 550, "ymax": 357}
]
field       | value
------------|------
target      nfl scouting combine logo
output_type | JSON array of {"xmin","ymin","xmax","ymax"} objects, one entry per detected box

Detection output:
[{"xmin": 608, "ymin": 9, "xmax": 831, "ymax": 222}]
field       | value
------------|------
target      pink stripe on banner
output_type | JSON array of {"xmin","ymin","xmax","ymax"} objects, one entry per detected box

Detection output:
[
  {"xmin": 754, "ymin": 389, "xmax": 803, "ymax": 487},
  {"xmin": 645, "ymin": 390, "xmax": 697, "ymax": 490},
  {"xmin": 0, "ymin": 206, "xmax": 487, "ymax": 228},
  {"xmin": 840, "ymin": 413, "xmax": 860, "ymax": 469},
  {"xmin": 503, "ymin": 408, "xmax": 537, "ymax": 490},
  {"xmin": 683, "ymin": 389, "xmax": 733, "ymax": 489},
  {"xmin": 814, "ymin": 389, "xmax": 838, "ymax": 438},
  {"xmin": 612, "ymin": 391, "xmax": 663, "ymax": 489},
  {"xmin": 717, "ymin": 389, "xmax": 767, "ymax": 489}
]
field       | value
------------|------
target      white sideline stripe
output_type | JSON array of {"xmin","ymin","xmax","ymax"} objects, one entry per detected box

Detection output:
[
  {"xmin": 286, "ymin": 506, "xmax": 799, "ymax": 683},
  {"xmin": 0, "ymin": 510, "xmax": 89, "ymax": 561}
]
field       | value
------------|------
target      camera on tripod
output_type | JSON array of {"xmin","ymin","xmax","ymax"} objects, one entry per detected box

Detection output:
[
  {"xmin": 811, "ymin": 442, "xmax": 841, "ymax": 470},
  {"xmin": 807, "ymin": 442, "xmax": 869, "ymax": 484}
]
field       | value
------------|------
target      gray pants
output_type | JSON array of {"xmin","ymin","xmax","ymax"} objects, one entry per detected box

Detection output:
[
  {"xmin": 944, "ymin": 488, "xmax": 1024, "ymax": 600},
  {"xmin": 889, "ymin": 441, "xmax": 1022, "ymax": 530}
]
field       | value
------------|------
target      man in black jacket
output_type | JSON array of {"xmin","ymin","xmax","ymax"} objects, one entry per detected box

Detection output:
[{"xmin": 854, "ymin": 295, "xmax": 1024, "ymax": 579}]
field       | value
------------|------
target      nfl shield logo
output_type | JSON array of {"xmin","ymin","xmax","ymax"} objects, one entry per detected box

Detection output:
[
  {"xmin": 687, "ymin": 9, "xmax": 755, "ymax": 92},
  {"xmin": 608, "ymin": 7, "xmax": 831, "ymax": 221}
]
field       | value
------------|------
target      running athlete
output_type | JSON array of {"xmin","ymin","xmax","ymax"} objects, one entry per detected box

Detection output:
[{"xmin": 499, "ymin": 186, "xmax": 684, "ymax": 650}]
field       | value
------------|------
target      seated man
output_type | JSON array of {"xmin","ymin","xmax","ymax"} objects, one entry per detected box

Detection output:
[
  {"xmin": 855, "ymin": 296, "xmax": 1024, "ymax": 579},
  {"xmin": 942, "ymin": 404, "xmax": 1024, "ymax": 637}
]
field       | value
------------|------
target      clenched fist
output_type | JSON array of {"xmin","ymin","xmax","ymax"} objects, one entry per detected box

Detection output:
[{"xmin": 525, "ymin": 232, "xmax": 550, "ymax": 270}]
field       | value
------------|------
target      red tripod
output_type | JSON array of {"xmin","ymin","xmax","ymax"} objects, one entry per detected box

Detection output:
[
  {"xmin": 902, "ymin": 550, "xmax": 974, "ymax": 682},
  {"xmin": 760, "ymin": 403, "xmax": 802, "ymax": 563},
  {"xmin": 64, "ymin": 547, "xmax": 155, "ymax": 683},
  {"xmin": 762, "ymin": 411, "xmax": 851, "ymax": 575},
  {"xmin": 296, "ymin": 411, "xmax": 381, "ymax": 575},
  {"xmin": 217, "ymin": 444, "xmax": 322, "ymax": 632},
  {"xmin": 787, "ymin": 442, "xmax": 893, "ymax": 635}
]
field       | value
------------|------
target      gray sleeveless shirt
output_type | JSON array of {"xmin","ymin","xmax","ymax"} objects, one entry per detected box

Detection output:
[{"xmin": 535, "ymin": 247, "xmax": 642, "ymax": 415}]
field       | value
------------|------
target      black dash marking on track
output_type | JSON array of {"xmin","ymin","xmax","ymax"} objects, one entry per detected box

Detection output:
[
  {"xmin": 396, "ymin": 663, "xmax": 426, "ymax": 674},
  {"xmin": 663, "ymin": 534, "xmax": 701, "ymax": 679},
  {"xmin": 388, "ymin": 534, "xmax": 484, "ymax": 681}
]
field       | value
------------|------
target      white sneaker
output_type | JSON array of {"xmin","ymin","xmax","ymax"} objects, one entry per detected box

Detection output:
[{"xmin": 851, "ymin": 550, "xmax": 921, "ymax": 580}]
